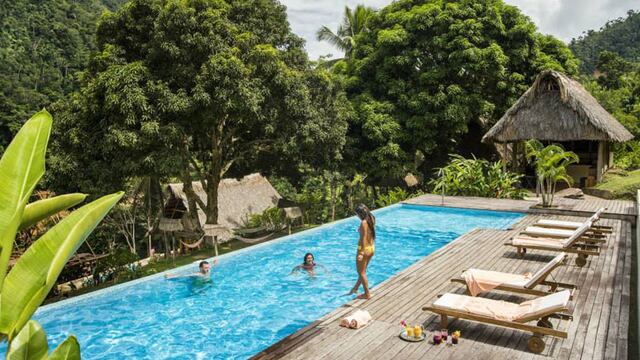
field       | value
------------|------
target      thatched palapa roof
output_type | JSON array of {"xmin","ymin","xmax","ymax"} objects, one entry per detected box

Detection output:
[
  {"xmin": 166, "ymin": 173, "xmax": 281, "ymax": 230},
  {"xmin": 482, "ymin": 70, "xmax": 633, "ymax": 143}
]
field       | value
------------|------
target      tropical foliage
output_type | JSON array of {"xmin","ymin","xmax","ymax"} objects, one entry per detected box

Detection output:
[
  {"xmin": 51, "ymin": 0, "xmax": 348, "ymax": 234},
  {"xmin": 569, "ymin": 10, "xmax": 640, "ymax": 74},
  {"xmin": 375, "ymin": 187, "xmax": 422, "ymax": 207},
  {"xmin": 316, "ymin": 5, "xmax": 375, "ymax": 59},
  {"xmin": 429, "ymin": 155, "xmax": 526, "ymax": 199},
  {"xmin": 248, "ymin": 207, "xmax": 286, "ymax": 231},
  {"xmin": 582, "ymin": 52, "xmax": 640, "ymax": 170},
  {"xmin": 0, "ymin": 0, "xmax": 127, "ymax": 153},
  {"xmin": 338, "ymin": 0, "xmax": 579, "ymax": 184},
  {"xmin": 525, "ymin": 140, "xmax": 579, "ymax": 207},
  {"xmin": 0, "ymin": 110, "xmax": 122, "ymax": 358}
]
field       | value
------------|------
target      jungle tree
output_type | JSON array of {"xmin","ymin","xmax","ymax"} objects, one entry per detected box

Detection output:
[
  {"xmin": 340, "ymin": 0, "xmax": 580, "ymax": 185},
  {"xmin": 54, "ymin": 0, "xmax": 348, "ymax": 228}
]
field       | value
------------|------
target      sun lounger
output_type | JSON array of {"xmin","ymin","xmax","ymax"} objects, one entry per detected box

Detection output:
[
  {"xmin": 451, "ymin": 253, "xmax": 575, "ymax": 297},
  {"xmin": 534, "ymin": 207, "xmax": 612, "ymax": 233},
  {"xmin": 505, "ymin": 223, "xmax": 600, "ymax": 267},
  {"xmin": 521, "ymin": 224, "xmax": 607, "ymax": 243},
  {"xmin": 423, "ymin": 290, "xmax": 572, "ymax": 353}
]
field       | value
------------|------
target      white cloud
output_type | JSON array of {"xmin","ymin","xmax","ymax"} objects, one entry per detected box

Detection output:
[
  {"xmin": 506, "ymin": 0, "xmax": 637, "ymax": 41},
  {"xmin": 279, "ymin": 0, "xmax": 638, "ymax": 60}
]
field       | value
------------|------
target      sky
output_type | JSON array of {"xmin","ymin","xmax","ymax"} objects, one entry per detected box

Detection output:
[{"xmin": 280, "ymin": 0, "xmax": 638, "ymax": 60}]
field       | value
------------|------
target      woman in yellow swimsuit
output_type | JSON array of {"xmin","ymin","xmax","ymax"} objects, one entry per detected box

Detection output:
[{"xmin": 348, "ymin": 204, "xmax": 376, "ymax": 299}]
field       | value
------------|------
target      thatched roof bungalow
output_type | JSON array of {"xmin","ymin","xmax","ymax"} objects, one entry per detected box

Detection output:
[
  {"xmin": 163, "ymin": 173, "xmax": 281, "ymax": 234},
  {"xmin": 483, "ymin": 70, "xmax": 633, "ymax": 184}
]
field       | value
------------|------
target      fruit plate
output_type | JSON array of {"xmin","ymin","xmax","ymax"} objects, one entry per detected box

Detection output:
[{"xmin": 399, "ymin": 331, "xmax": 426, "ymax": 342}]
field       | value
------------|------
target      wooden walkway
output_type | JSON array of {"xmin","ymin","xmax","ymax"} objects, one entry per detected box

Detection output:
[
  {"xmin": 405, "ymin": 194, "xmax": 637, "ymax": 223},
  {"xmin": 253, "ymin": 212, "xmax": 633, "ymax": 359}
]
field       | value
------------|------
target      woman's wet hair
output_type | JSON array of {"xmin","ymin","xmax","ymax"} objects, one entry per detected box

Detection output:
[
  {"xmin": 355, "ymin": 204, "xmax": 376, "ymax": 239},
  {"xmin": 303, "ymin": 253, "xmax": 315, "ymax": 264}
]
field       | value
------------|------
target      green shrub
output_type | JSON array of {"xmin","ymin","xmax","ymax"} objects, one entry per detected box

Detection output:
[
  {"xmin": 375, "ymin": 187, "xmax": 424, "ymax": 207},
  {"xmin": 93, "ymin": 249, "xmax": 141, "ymax": 284},
  {"xmin": 248, "ymin": 207, "xmax": 286, "ymax": 231},
  {"xmin": 429, "ymin": 154, "xmax": 526, "ymax": 199}
]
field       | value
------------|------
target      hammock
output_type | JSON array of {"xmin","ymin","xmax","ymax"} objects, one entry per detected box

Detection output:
[
  {"xmin": 233, "ymin": 225, "xmax": 286, "ymax": 244},
  {"xmin": 233, "ymin": 232, "xmax": 277, "ymax": 244},
  {"xmin": 180, "ymin": 235, "xmax": 206, "ymax": 249}
]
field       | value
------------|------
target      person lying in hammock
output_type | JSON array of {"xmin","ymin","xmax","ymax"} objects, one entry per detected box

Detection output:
[{"xmin": 165, "ymin": 259, "xmax": 218, "ymax": 280}]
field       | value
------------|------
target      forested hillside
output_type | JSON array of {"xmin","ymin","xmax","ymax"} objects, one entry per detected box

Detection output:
[
  {"xmin": 570, "ymin": 10, "xmax": 640, "ymax": 74},
  {"xmin": 0, "ymin": 0, "xmax": 126, "ymax": 151}
]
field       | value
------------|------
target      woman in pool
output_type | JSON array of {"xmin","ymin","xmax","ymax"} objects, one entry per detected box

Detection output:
[
  {"xmin": 291, "ymin": 253, "xmax": 325, "ymax": 276},
  {"xmin": 348, "ymin": 204, "xmax": 376, "ymax": 299}
]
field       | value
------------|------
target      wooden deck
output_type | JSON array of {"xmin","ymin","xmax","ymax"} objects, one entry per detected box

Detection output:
[
  {"xmin": 405, "ymin": 193, "xmax": 637, "ymax": 223},
  {"xmin": 253, "ymin": 203, "xmax": 634, "ymax": 359}
]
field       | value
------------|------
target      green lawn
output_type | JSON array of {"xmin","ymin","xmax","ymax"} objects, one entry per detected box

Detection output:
[{"xmin": 596, "ymin": 169, "xmax": 640, "ymax": 200}]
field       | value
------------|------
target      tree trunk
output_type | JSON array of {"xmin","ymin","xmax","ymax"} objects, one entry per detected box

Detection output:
[
  {"xmin": 147, "ymin": 179, "xmax": 153, "ymax": 258},
  {"xmin": 329, "ymin": 173, "xmax": 337, "ymax": 221},
  {"xmin": 204, "ymin": 129, "xmax": 224, "ymax": 225}
]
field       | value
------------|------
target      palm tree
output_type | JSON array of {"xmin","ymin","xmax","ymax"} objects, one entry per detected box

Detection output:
[
  {"xmin": 316, "ymin": 5, "xmax": 374, "ymax": 60},
  {"xmin": 525, "ymin": 140, "xmax": 579, "ymax": 207}
]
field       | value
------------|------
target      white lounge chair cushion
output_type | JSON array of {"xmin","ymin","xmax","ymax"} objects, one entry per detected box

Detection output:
[
  {"xmin": 433, "ymin": 293, "xmax": 523, "ymax": 321},
  {"xmin": 432, "ymin": 290, "xmax": 571, "ymax": 322},
  {"xmin": 517, "ymin": 289, "xmax": 571, "ymax": 321},
  {"xmin": 535, "ymin": 207, "xmax": 606, "ymax": 229},
  {"xmin": 524, "ymin": 226, "xmax": 576, "ymax": 238},
  {"xmin": 464, "ymin": 269, "xmax": 530, "ymax": 287},
  {"xmin": 512, "ymin": 236, "xmax": 566, "ymax": 249},
  {"xmin": 536, "ymin": 219, "xmax": 583, "ymax": 229},
  {"xmin": 524, "ymin": 252, "xmax": 566, "ymax": 288}
]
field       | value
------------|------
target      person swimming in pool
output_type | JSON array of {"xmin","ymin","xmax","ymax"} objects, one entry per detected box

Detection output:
[
  {"xmin": 348, "ymin": 204, "xmax": 376, "ymax": 299},
  {"xmin": 290, "ymin": 253, "xmax": 326, "ymax": 276},
  {"xmin": 165, "ymin": 259, "xmax": 217, "ymax": 280}
]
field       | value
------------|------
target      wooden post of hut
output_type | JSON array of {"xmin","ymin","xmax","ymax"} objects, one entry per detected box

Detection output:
[
  {"xmin": 158, "ymin": 218, "xmax": 183, "ymax": 260},
  {"xmin": 203, "ymin": 224, "xmax": 230, "ymax": 258}
]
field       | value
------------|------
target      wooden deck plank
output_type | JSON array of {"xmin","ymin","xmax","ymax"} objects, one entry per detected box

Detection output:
[{"xmin": 252, "ymin": 197, "xmax": 633, "ymax": 360}]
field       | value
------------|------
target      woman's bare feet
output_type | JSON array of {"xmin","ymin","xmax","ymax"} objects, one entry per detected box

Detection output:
[{"xmin": 356, "ymin": 293, "xmax": 371, "ymax": 300}]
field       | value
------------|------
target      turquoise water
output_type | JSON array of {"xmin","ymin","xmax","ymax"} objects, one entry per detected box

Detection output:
[{"xmin": 12, "ymin": 204, "xmax": 523, "ymax": 359}]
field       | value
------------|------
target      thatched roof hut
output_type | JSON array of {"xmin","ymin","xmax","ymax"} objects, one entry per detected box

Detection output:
[
  {"xmin": 483, "ymin": 70, "xmax": 633, "ymax": 143},
  {"xmin": 482, "ymin": 70, "xmax": 633, "ymax": 183},
  {"xmin": 164, "ymin": 173, "xmax": 281, "ymax": 232}
]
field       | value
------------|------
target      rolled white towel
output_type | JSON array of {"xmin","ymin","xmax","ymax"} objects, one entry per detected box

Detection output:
[{"xmin": 348, "ymin": 309, "xmax": 372, "ymax": 329}]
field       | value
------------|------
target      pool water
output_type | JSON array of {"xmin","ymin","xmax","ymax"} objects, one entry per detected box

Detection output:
[{"xmin": 19, "ymin": 204, "xmax": 523, "ymax": 359}]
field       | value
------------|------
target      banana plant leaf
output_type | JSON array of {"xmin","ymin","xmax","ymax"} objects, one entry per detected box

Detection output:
[
  {"xmin": 0, "ymin": 110, "xmax": 52, "ymax": 289},
  {"xmin": 48, "ymin": 336, "xmax": 80, "ymax": 360},
  {"xmin": 0, "ymin": 192, "xmax": 124, "ymax": 340},
  {"xmin": 6, "ymin": 320, "xmax": 48, "ymax": 360},
  {"xmin": 19, "ymin": 194, "xmax": 88, "ymax": 231}
]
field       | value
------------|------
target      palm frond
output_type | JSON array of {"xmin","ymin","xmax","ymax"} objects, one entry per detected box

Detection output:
[{"xmin": 316, "ymin": 26, "xmax": 349, "ymax": 53}]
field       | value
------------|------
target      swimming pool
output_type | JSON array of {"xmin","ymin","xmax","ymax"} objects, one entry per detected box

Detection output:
[{"xmin": 15, "ymin": 204, "xmax": 523, "ymax": 359}]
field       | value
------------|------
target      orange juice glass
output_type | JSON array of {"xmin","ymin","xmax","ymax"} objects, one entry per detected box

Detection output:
[
  {"xmin": 406, "ymin": 326, "xmax": 414, "ymax": 337},
  {"xmin": 414, "ymin": 325, "xmax": 422, "ymax": 338}
]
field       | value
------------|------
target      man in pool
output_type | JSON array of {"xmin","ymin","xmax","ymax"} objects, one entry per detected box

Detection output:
[{"xmin": 165, "ymin": 259, "xmax": 217, "ymax": 279}]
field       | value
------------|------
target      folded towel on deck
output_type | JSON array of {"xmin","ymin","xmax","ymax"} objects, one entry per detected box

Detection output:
[{"xmin": 340, "ymin": 309, "xmax": 372, "ymax": 329}]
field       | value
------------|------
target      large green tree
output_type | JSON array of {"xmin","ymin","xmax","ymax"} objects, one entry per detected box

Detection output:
[
  {"xmin": 340, "ymin": 0, "xmax": 579, "ymax": 185},
  {"xmin": 0, "ymin": 0, "xmax": 127, "ymax": 153},
  {"xmin": 53, "ymin": 0, "xmax": 348, "ymax": 228}
]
